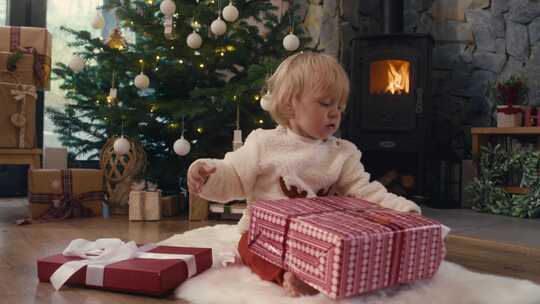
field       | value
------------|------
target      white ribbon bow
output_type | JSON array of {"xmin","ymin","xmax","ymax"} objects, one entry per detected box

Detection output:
[
  {"xmin": 11, "ymin": 84, "xmax": 37, "ymax": 101},
  {"xmin": 50, "ymin": 238, "xmax": 197, "ymax": 291},
  {"xmin": 9, "ymin": 84, "xmax": 37, "ymax": 148}
]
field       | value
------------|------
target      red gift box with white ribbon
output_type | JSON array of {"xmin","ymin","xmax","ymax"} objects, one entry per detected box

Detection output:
[
  {"xmin": 37, "ymin": 239, "xmax": 212, "ymax": 296},
  {"xmin": 248, "ymin": 196, "xmax": 446, "ymax": 299}
]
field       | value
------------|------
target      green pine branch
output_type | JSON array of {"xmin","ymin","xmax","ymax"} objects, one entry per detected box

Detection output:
[{"xmin": 48, "ymin": 0, "xmax": 310, "ymax": 190}]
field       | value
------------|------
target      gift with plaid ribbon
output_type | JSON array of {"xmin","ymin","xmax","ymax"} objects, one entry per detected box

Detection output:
[
  {"xmin": 28, "ymin": 169, "xmax": 104, "ymax": 220},
  {"xmin": 0, "ymin": 51, "xmax": 35, "ymax": 85},
  {"xmin": 0, "ymin": 26, "xmax": 52, "ymax": 90}
]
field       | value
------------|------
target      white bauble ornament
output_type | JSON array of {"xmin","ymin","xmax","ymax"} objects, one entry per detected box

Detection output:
[
  {"xmin": 260, "ymin": 93, "xmax": 273, "ymax": 111},
  {"xmin": 91, "ymin": 13, "xmax": 105, "ymax": 29},
  {"xmin": 222, "ymin": 2, "xmax": 239, "ymax": 22},
  {"xmin": 68, "ymin": 55, "xmax": 85, "ymax": 73},
  {"xmin": 113, "ymin": 136, "xmax": 131, "ymax": 155},
  {"xmin": 160, "ymin": 0, "xmax": 176, "ymax": 17},
  {"xmin": 173, "ymin": 136, "xmax": 191, "ymax": 156},
  {"xmin": 210, "ymin": 17, "xmax": 227, "ymax": 36},
  {"xmin": 134, "ymin": 72, "xmax": 150, "ymax": 90},
  {"xmin": 186, "ymin": 31, "xmax": 202, "ymax": 49},
  {"xmin": 283, "ymin": 32, "xmax": 300, "ymax": 51}
]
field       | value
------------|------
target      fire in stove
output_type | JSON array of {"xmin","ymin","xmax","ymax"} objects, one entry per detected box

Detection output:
[{"xmin": 369, "ymin": 60, "xmax": 410, "ymax": 95}]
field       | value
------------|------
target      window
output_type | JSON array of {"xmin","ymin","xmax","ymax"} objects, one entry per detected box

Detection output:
[
  {"xmin": 0, "ymin": 0, "xmax": 6, "ymax": 25},
  {"xmin": 45, "ymin": 0, "xmax": 103, "ymax": 147}
]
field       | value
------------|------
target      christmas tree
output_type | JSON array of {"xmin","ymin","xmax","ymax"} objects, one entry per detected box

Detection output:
[{"xmin": 47, "ymin": 0, "xmax": 308, "ymax": 191}]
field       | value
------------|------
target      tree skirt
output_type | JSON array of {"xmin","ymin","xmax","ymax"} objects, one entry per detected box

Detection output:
[{"xmin": 159, "ymin": 224, "xmax": 540, "ymax": 304}]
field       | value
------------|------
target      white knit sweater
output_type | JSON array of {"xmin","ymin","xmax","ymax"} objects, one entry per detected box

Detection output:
[{"xmin": 189, "ymin": 126, "xmax": 421, "ymax": 233}]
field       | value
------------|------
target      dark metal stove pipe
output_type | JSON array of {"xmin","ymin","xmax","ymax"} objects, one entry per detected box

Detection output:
[{"xmin": 382, "ymin": 0, "xmax": 403, "ymax": 34}]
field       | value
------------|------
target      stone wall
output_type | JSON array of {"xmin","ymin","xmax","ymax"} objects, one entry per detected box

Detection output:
[
  {"xmin": 314, "ymin": 0, "xmax": 540, "ymax": 158},
  {"xmin": 407, "ymin": 0, "xmax": 540, "ymax": 119}
]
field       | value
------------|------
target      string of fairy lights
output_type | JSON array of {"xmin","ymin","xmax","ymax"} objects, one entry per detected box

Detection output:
[{"xmin": 67, "ymin": 0, "xmax": 300, "ymax": 157}]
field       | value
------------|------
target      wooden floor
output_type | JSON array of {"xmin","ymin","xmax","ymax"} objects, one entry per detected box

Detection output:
[
  {"xmin": 1, "ymin": 207, "xmax": 540, "ymax": 303},
  {"xmin": 445, "ymin": 235, "xmax": 540, "ymax": 284},
  {"xmin": 1, "ymin": 215, "xmax": 209, "ymax": 303}
]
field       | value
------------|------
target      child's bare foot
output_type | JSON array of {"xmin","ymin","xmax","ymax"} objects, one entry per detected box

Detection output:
[{"xmin": 283, "ymin": 272, "xmax": 319, "ymax": 297}]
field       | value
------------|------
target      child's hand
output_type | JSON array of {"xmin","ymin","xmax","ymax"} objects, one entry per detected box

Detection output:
[{"xmin": 188, "ymin": 161, "xmax": 216, "ymax": 194}]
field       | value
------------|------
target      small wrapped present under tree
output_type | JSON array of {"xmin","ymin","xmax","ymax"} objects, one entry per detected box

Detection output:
[{"xmin": 28, "ymin": 169, "xmax": 104, "ymax": 220}]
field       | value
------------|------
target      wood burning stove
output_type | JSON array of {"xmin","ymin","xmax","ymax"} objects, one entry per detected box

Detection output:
[{"xmin": 342, "ymin": 0, "xmax": 434, "ymax": 198}]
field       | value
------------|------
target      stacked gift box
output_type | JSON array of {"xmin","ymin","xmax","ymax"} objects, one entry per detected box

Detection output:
[
  {"xmin": 0, "ymin": 26, "xmax": 51, "ymax": 150},
  {"xmin": 0, "ymin": 51, "xmax": 35, "ymax": 85},
  {"xmin": 0, "ymin": 26, "xmax": 52, "ymax": 90},
  {"xmin": 0, "ymin": 78, "xmax": 38, "ymax": 148},
  {"xmin": 248, "ymin": 196, "xmax": 446, "ymax": 299}
]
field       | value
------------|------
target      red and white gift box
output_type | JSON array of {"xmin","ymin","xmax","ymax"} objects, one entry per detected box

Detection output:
[
  {"xmin": 37, "ymin": 239, "xmax": 212, "ymax": 296},
  {"xmin": 248, "ymin": 196, "xmax": 445, "ymax": 299}
]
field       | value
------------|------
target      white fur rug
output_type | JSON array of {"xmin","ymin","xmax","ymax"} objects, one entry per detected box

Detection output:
[{"xmin": 159, "ymin": 224, "xmax": 540, "ymax": 304}]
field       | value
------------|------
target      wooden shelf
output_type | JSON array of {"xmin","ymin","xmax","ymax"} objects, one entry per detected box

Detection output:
[
  {"xmin": 471, "ymin": 127, "xmax": 540, "ymax": 135},
  {"xmin": 0, "ymin": 148, "xmax": 42, "ymax": 169},
  {"xmin": 470, "ymin": 128, "xmax": 538, "ymax": 196},
  {"xmin": 503, "ymin": 186, "xmax": 529, "ymax": 194}
]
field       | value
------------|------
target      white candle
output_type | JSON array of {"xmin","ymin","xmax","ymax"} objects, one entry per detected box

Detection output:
[
  {"xmin": 109, "ymin": 88, "xmax": 117, "ymax": 99},
  {"xmin": 233, "ymin": 129, "xmax": 242, "ymax": 143},
  {"xmin": 164, "ymin": 17, "xmax": 173, "ymax": 34},
  {"xmin": 233, "ymin": 129, "xmax": 243, "ymax": 151}
]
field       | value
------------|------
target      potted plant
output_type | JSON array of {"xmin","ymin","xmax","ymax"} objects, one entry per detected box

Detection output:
[{"xmin": 490, "ymin": 75, "xmax": 529, "ymax": 127}]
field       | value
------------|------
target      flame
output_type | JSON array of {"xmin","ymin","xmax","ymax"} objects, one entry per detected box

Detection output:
[
  {"xmin": 385, "ymin": 61, "xmax": 409, "ymax": 95},
  {"xmin": 369, "ymin": 60, "xmax": 410, "ymax": 95}
]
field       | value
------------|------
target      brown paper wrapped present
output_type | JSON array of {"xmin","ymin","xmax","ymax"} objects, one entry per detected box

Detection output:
[
  {"xmin": 0, "ymin": 51, "xmax": 35, "ymax": 85},
  {"xmin": 189, "ymin": 194, "xmax": 209, "ymax": 221},
  {"xmin": 129, "ymin": 191, "xmax": 161, "ymax": 221},
  {"xmin": 160, "ymin": 195, "xmax": 180, "ymax": 217},
  {"xmin": 0, "ymin": 26, "xmax": 52, "ymax": 90},
  {"xmin": 28, "ymin": 169, "xmax": 104, "ymax": 219},
  {"xmin": 0, "ymin": 82, "xmax": 37, "ymax": 148}
]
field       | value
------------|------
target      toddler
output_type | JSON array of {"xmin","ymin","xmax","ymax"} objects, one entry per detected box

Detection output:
[{"xmin": 188, "ymin": 51, "xmax": 421, "ymax": 297}]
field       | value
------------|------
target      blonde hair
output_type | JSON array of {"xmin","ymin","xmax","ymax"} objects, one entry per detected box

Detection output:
[{"xmin": 264, "ymin": 51, "xmax": 350, "ymax": 127}]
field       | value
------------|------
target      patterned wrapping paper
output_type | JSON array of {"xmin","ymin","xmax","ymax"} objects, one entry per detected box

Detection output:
[
  {"xmin": 309, "ymin": 196, "xmax": 383, "ymax": 212},
  {"xmin": 364, "ymin": 209, "xmax": 444, "ymax": 284},
  {"xmin": 248, "ymin": 198, "xmax": 337, "ymax": 267},
  {"xmin": 248, "ymin": 197, "xmax": 445, "ymax": 299}
]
